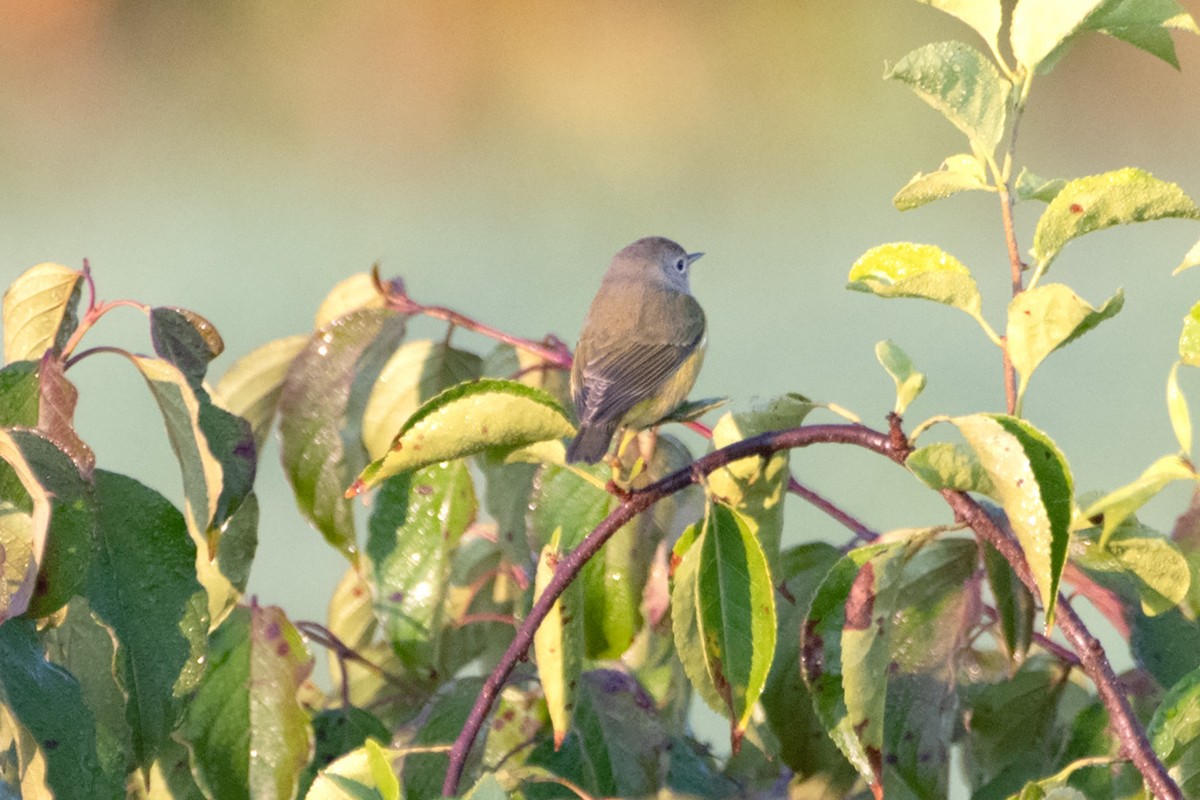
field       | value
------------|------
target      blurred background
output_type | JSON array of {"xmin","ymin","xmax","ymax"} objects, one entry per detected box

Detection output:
[{"xmin": 3, "ymin": 0, "xmax": 1199, "ymax": 765}]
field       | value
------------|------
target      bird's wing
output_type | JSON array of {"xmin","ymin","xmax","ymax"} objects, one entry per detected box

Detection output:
[{"xmin": 574, "ymin": 296, "xmax": 705, "ymax": 427}]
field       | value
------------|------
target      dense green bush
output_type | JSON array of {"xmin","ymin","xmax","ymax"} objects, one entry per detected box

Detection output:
[{"xmin": 2, "ymin": 2, "xmax": 1200, "ymax": 798}]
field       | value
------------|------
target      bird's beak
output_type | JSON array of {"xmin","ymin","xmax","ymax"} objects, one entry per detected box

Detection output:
[{"xmin": 686, "ymin": 252, "xmax": 704, "ymax": 266}]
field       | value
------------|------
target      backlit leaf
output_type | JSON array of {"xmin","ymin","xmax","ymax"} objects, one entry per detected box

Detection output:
[
  {"xmin": 914, "ymin": 0, "xmax": 1002, "ymax": 50},
  {"xmin": 361, "ymin": 340, "xmax": 483, "ymax": 460},
  {"xmin": 2, "ymin": 263, "xmax": 82, "ymax": 364},
  {"xmin": 279, "ymin": 308, "xmax": 407, "ymax": 559},
  {"xmin": 1007, "ymin": 284, "xmax": 1123, "ymax": 405},
  {"xmin": 1168, "ymin": 362, "xmax": 1193, "ymax": 455},
  {"xmin": 875, "ymin": 340, "xmax": 927, "ymax": 414},
  {"xmin": 1010, "ymin": 0, "xmax": 1104, "ymax": 72},
  {"xmin": 349, "ymin": 379, "xmax": 574, "ymax": 496},
  {"xmin": 1032, "ymin": 168, "xmax": 1200, "ymax": 270},
  {"xmin": 1180, "ymin": 302, "xmax": 1200, "ymax": 367},
  {"xmin": 953, "ymin": 414, "xmax": 1073, "ymax": 624},
  {"xmin": 533, "ymin": 527, "xmax": 584, "ymax": 750},
  {"xmin": 212, "ymin": 335, "xmax": 308, "ymax": 452},
  {"xmin": 1015, "ymin": 168, "xmax": 1068, "ymax": 203},
  {"xmin": 1074, "ymin": 520, "xmax": 1190, "ymax": 616},
  {"xmin": 848, "ymin": 243, "xmax": 985, "ymax": 322},
  {"xmin": 893, "ymin": 153, "xmax": 991, "ymax": 211},
  {"xmin": 886, "ymin": 41, "xmax": 1011, "ymax": 153},
  {"xmin": 0, "ymin": 428, "xmax": 50, "ymax": 622},
  {"xmin": 1081, "ymin": 455, "xmax": 1196, "ymax": 547},
  {"xmin": 907, "ymin": 441, "xmax": 995, "ymax": 494}
]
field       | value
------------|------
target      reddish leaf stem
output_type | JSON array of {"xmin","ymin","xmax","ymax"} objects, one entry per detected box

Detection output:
[{"xmin": 371, "ymin": 265, "xmax": 572, "ymax": 370}]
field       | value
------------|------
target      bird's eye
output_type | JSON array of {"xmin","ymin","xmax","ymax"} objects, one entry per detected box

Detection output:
[{"xmin": 674, "ymin": 257, "xmax": 687, "ymax": 273}]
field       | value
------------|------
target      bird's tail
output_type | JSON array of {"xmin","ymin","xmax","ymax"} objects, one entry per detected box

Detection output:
[{"xmin": 566, "ymin": 423, "xmax": 618, "ymax": 464}]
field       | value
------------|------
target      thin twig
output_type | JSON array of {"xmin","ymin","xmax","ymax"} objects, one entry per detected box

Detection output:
[
  {"xmin": 788, "ymin": 476, "xmax": 878, "ymax": 545},
  {"xmin": 371, "ymin": 265, "xmax": 572, "ymax": 369}
]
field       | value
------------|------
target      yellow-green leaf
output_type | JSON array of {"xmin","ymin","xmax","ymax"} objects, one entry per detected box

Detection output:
[
  {"xmin": 953, "ymin": 414, "xmax": 1073, "ymax": 625},
  {"xmin": 349, "ymin": 379, "xmax": 575, "ymax": 495},
  {"xmin": 848, "ymin": 243, "xmax": 984, "ymax": 321},
  {"xmin": 212, "ymin": 335, "xmax": 308, "ymax": 452},
  {"xmin": 1081, "ymin": 455, "xmax": 1197, "ymax": 547},
  {"xmin": 906, "ymin": 441, "xmax": 994, "ymax": 495},
  {"xmin": 1032, "ymin": 168, "xmax": 1200, "ymax": 270},
  {"xmin": 893, "ymin": 153, "xmax": 991, "ymax": 211},
  {"xmin": 3, "ymin": 263, "xmax": 82, "ymax": 364},
  {"xmin": 314, "ymin": 272, "xmax": 387, "ymax": 330},
  {"xmin": 914, "ymin": 0, "xmax": 1002, "ymax": 51},
  {"xmin": 875, "ymin": 340, "xmax": 927, "ymax": 415},
  {"xmin": 1174, "ymin": 236, "xmax": 1200, "ymax": 275},
  {"xmin": 532, "ymin": 527, "xmax": 583, "ymax": 750},
  {"xmin": 1007, "ymin": 284, "xmax": 1123, "ymax": 406},
  {"xmin": 1168, "ymin": 362, "xmax": 1193, "ymax": 456},
  {"xmin": 361, "ymin": 340, "xmax": 483, "ymax": 460},
  {"xmin": 1010, "ymin": 0, "xmax": 1104, "ymax": 72},
  {"xmin": 1075, "ymin": 520, "xmax": 1191, "ymax": 616},
  {"xmin": 0, "ymin": 429, "xmax": 51, "ymax": 622},
  {"xmin": 1181, "ymin": 301, "xmax": 1200, "ymax": 367},
  {"xmin": 885, "ymin": 41, "xmax": 1011, "ymax": 154}
]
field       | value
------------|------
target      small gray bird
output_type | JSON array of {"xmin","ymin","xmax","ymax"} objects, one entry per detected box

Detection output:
[{"xmin": 567, "ymin": 237, "xmax": 706, "ymax": 464}]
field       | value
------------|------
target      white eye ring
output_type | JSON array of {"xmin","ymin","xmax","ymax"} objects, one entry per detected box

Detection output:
[{"xmin": 674, "ymin": 257, "xmax": 687, "ymax": 272}]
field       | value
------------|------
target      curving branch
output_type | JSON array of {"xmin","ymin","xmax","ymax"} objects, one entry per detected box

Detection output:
[{"xmin": 441, "ymin": 421, "xmax": 1181, "ymax": 798}]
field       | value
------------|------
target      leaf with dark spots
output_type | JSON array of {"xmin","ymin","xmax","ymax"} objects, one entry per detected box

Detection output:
[
  {"xmin": 150, "ymin": 306, "xmax": 225, "ymax": 389},
  {"xmin": 845, "ymin": 561, "xmax": 876, "ymax": 631}
]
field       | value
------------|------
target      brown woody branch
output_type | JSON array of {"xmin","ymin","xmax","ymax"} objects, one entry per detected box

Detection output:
[{"xmin": 442, "ymin": 421, "xmax": 1180, "ymax": 798}]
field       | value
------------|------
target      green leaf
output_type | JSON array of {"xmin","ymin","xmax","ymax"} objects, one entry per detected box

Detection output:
[
  {"xmin": 1007, "ymin": 284, "xmax": 1124, "ymax": 405},
  {"xmin": 85, "ymin": 470, "xmax": 208, "ymax": 771},
  {"xmin": 9, "ymin": 430, "xmax": 93, "ymax": 619},
  {"xmin": 296, "ymin": 707, "xmax": 391, "ymax": 800},
  {"xmin": 893, "ymin": 153, "xmax": 991, "ymax": 211},
  {"xmin": 212, "ymin": 335, "xmax": 308, "ymax": 452},
  {"xmin": 524, "ymin": 670, "xmax": 668, "ymax": 798},
  {"xmin": 962, "ymin": 660, "xmax": 1091, "ymax": 796},
  {"xmin": 1085, "ymin": 0, "xmax": 1200, "ymax": 70},
  {"xmin": 400, "ymin": 678, "xmax": 482, "ymax": 800},
  {"xmin": 953, "ymin": 415, "xmax": 1074, "ymax": 624},
  {"xmin": 675, "ymin": 503, "xmax": 780, "ymax": 751},
  {"xmin": 361, "ymin": 340, "xmax": 484, "ymax": 460},
  {"xmin": 2, "ymin": 263, "xmax": 82, "ymax": 364},
  {"xmin": 305, "ymin": 738, "xmax": 400, "ymax": 800},
  {"xmin": 1010, "ymin": 0, "xmax": 1105, "ymax": 72},
  {"xmin": 875, "ymin": 340, "xmax": 927, "ymax": 414},
  {"xmin": 1031, "ymin": 168, "xmax": 1200, "ymax": 270},
  {"xmin": 708, "ymin": 394, "xmax": 816, "ymax": 565},
  {"xmin": 761, "ymin": 543, "xmax": 857, "ymax": 786},
  {"xmin": 533, "ymin": 528, "xmax": 584, "ymax": 750},
  {"xmin": 1016, "ymin": 168, "xmax": 1068, "ymax": 203},
  {"xmin": 1074, "ymin": 519, "xmax": 1191, "ymax": 615},
  {"xmin": 800, "ymin": 543, "xmax": 897, "ymax": 791},
  {"xmin": 906, "ymin": 440, "xmax": 996, "ymax": 495},
  {"xmin": 1081, "ymin": 455, "xmax": 1196, "ymax": 547},
  {"xmin": 0, "ymin": 429, "xmax": 51, "ymax": 622},
  {"xmin": 885, "ymin": 40, "xmax": 1011, "ymax": 153},
  {"xmin": 0, "ymin": 618, "xmax": 125, "ymax": 800},
  {"xmin": 1180, "ymin": 301, "xmax": 1200, "ymax": 367},
  {"xmin": 126, "ymin": 355, "xmax": 224, "ymax": 539},
  {"xmin": 350, "ymin": 379, "xmax": 575, "ymax": 496},
  {"xmin": 982, "ymin": 530, "xmax": 1036, "ymax": 665},
  {"xmin": 1174, "ymin": 236, "xmax": 1200, "ymax": 275},
  {"xmin": 1169, "ymin": 362, "xmax": 1193, "ymax": 455},
  {"xmin": 914, "ymin": 0, "xmax": 1002, "ymax": 51},
  {"xmin": 0, "ymin": 361, "xmax": 39, "ymax": 427},
  {"xmin": 1146, "ymin": 666, "xmax": 1200, "ymax": 797},
  {"xmin": 848, "ymin": 242, "xmax": 986, "ymax": 325},
  {"xmin": 40, "ymin": 597, "xmax": 131, "ymax": 782},
  {"xmin": 529, "ymin": 457, "xmax": 671, "ymax": 660},
  {"xmin": 366, "ymin": 461, "xmax": 476, "ymax": 672},
  {"xmin": 658, "ymin": 395, "xmax": 730, "ymax": 424},
  {"xmin": 149, "ymin": 306, "xmax": 225, "ymax": 388},
  {"xmin": 180, "ymin": 604, "xmax": 314, "ymax": 800},
  {"xmin": 278, "ymin": 308, "xmax": 407, "ymax": 559}
]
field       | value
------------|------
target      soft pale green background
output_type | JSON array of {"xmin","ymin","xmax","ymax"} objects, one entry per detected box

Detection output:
[{"xmin": 3, "ymin": 0, "xmax": 1199, "ymax": 773}]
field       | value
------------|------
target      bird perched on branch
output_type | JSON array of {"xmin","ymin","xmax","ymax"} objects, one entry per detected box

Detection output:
[{"xmin": 567, "ymin": 236, "xmax": 706, "ymax": 464}]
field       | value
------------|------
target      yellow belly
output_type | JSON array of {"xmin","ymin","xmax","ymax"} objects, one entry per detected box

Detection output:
[{"xmin": 618, "ymin": 344, "xmax": 706, "ymax": 431}]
